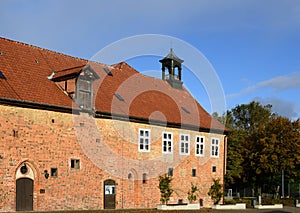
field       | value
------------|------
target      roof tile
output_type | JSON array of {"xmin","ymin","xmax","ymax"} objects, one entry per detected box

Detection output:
[{"xmin": 0, "ymin": 37, "xmax": 226, "ymax": 132}]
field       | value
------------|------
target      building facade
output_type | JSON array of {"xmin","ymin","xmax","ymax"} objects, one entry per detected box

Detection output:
[{"xmin": 0, "ymin": 37, "xmax": 227, "ymax": 211}]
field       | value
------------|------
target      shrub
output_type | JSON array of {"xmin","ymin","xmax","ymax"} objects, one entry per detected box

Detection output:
[
  {"xmin": 187, "ymin": 183, "xmax": 199, "ymax": 203},
  {"xmin": 158, "ymin": 174, "xmax": 173, "ymax": 205},
  {"xmin": 208, "ymin": 178, "xmax": 223, "ymax": 205}
]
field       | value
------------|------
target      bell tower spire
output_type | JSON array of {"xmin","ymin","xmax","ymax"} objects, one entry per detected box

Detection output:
[{"xmin": 159, "ymin": 48, "xmax": 184, "ymax": 89}]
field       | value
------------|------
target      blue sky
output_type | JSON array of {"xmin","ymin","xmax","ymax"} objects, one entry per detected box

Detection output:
[{"xmin": 1, "ymin": 0, "xmax": 300, "ymax": 119}]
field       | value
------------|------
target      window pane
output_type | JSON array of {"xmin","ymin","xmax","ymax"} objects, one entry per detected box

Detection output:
[
  {"xmin": 168, "ymin": 141, "xmax": 172, "ymax": 152},
  {"xmin": 181, "ymin": 145, "xmax": 184, "ymax": 153}
]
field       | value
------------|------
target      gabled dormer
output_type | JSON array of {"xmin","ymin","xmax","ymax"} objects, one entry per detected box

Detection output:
[
  {"xmin": 75, "ymin": 66, "xmax": 99, "ymax": 110},
  {"xmin": 49, "ymin": 65, "xmax": 99, "ymax": 110},
  {"xmin": 159, "ymin": 48, "xmax": 184, "ymax": 89}
]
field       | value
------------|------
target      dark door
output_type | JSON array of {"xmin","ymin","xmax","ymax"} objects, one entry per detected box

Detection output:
[
  {"xmin": 16, "ymin": 178, "xmax": 33, "ymax": 211},
  {"xmin": 104, "ymin": 179, "xmax": 116, "ymax": 209}
]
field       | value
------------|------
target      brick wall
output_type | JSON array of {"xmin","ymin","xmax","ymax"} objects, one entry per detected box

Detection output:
[{"xmin": 0, "ymin": 104, "xmax": 225, "ymax": 211}]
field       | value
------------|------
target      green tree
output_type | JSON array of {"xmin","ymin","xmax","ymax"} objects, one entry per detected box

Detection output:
[
  {"xmin": 225, "ymin": 102, "xmax": 274, "ymax": 191},
  {"xmin": 249, "ymin": 116, "xmax": 300, "ymax": 193},
  {"xmin": 158, "ymin": 174, "xmax": 173, "ymax": 205},
  {"xmin": 187, "ymin": 183, "xmax": 199, "ymax": 203},
  {"xmin": 225, "ymin": 101, "xmax": 300, "ymax": 197},
  {"xmin": 208, "ymin": 178, "xmax": 223, "ymax": 204},
  {"xmin": 225, "ymin": 127, "xmax": 244, "ymax": 187}
]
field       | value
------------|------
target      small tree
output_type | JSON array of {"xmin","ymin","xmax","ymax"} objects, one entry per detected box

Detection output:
[
  {"xmin": 187, "ymin": 183, "xmax": 199, "ymax": 203},
  {"xmin": 158, "ymin": 174, "xmax": 173, "ymax": 205},
  {"xmin": 208, "ymin": 178, "xmax": 223, "ymax": 205}
]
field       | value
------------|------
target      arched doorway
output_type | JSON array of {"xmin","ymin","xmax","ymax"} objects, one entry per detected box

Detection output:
[
  {"xmin": 104, "ymin": 179, "xmax": 116, "ymax": 209},
  {"xmin": 16, "ymin": 178, "xmax": 33, "ymax": 211},
  {"xmin": 16, "ymin": 162, "xmax": 35, "ymax": 211}
]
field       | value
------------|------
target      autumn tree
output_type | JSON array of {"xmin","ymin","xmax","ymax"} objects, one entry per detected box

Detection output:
[
  {"xmin": 223, "ymin": 101, "xmax": 300, "ymax": 197},
  {"xmin": 249, "ymin": 116, "xmax": 300, "ymax": 193},
  {"xmin": 224, "ymin": 102, "xmax": 273, "ymax": 191}
]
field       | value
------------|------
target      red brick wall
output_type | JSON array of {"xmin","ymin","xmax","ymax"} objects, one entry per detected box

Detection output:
[{"xmin": 0, "ymin": 105, "xmax": 225, "ymax": 211}]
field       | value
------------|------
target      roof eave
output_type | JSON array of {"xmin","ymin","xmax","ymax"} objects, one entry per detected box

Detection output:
[
  {"xmin": 0, "ymin": 97, "xmax": 80, "ymax": 114},
  {"xmin": 95, "ymin": 111, "xmax": 228, "ymax": 134}
]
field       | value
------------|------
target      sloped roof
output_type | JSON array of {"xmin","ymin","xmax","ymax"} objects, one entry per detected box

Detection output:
[
  {"xmin": 0, "ymin": 37, "xmax": 87, "ymax": 108},
  {"xmin": 159, "ymin": 48, "xmax": 184, "ymax": 63},
  {"xmin": 0, "ymin": 37, "xmax": 226, "ymax": 133}
]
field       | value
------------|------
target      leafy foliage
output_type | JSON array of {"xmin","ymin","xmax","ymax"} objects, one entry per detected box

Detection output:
[
  {"xmin": 158, "ymin": 174, "xmax": 173, "ymax": 205},
  {"xmin": 208, "ymin": 178, "xmax": 223, "ymax": 204},
  {"xmin": 223, "ymin": 101, "xmax": 300, "ymax": 196},
  {"xmin": 187, "ymin": 183, "xmax": 199, "ymax": 203}
]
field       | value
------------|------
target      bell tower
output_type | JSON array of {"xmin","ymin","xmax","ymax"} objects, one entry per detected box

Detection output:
[{"xmin": 159, "ymin": 48, "xmax": 184, "ymax": 89}]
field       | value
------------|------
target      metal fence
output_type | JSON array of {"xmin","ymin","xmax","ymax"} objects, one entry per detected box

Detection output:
[{"xmin": 225, "ymin": 183, "xmax": 300, "ymax": 199}]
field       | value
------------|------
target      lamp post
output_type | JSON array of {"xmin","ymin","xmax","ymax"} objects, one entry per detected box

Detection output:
[{"xmin": 282, "ymin": 170, "xmax": 284, "ymax": 198}]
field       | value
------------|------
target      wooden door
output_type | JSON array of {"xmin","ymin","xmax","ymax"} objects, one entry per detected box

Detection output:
[
  {"xmin": 104, "ymin": 179, "xmax": 116, "ymax": 209},
  {"xmin": 16, "ymin": 178, "xmax": 33, "ymax": 211}
]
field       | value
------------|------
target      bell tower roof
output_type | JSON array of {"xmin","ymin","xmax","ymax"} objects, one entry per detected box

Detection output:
[
  {"xmin": 159, "ymin": 48, "xmax": 184, "ymax": 64},
  {"xmin": 159, "ymin": 48, "xmax": 183, "ymax": 89}
]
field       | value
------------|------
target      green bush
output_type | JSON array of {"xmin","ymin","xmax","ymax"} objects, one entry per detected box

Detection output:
[
  {"xmin": 158, "ymin": 174, "xmax": 173, "ymax": 205},
  {"xmin": 208, "ymin": 178, "xmax": 223, "ymax": 205}
]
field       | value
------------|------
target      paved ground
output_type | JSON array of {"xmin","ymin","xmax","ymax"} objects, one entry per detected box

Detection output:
[{"xmin": 212, "ymin": 206, "xmax": 300, "ymax": 213}]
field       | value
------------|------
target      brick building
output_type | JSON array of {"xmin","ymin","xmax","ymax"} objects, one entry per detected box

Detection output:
[{"xmin": 0, "ymin": 37, "xmax": 227, "ymax": 211}]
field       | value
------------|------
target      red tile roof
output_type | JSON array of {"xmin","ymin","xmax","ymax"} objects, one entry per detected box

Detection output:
[
  {"xmin": 0, "ymin": 37, "xmax": 87, "ymax": 108},
  {"xmin": 0, "ymin": 37, "xmax": 226, "ymax": 133}
]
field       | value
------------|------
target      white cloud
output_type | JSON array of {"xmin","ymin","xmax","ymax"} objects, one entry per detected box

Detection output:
[
  {"xmin": 228, "ymin": 72, "xmax": 300, "ymax": 98},
  {"xmin": 257, "ymin": 72, "xmax": 300, "ymax": 92},
  {"xmin": 253, "ymin": 96, "xmax": 299, "ymax": 119}
]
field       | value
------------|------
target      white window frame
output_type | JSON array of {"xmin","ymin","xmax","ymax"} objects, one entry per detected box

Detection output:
[
  {"xmin": 138, "ymin": 128, "xmax": 150, "ymax": 152},
  {"xmin": 179, "ymin": 134, "xmax": 190, "ymax": 155},
  {"xmin": 211, "ymin": 138, "xmax": 220, "ymax": 157},
  {"xmin": 195, "ymin": 136, "xmax": 205, "ymax": 156},
  {"xmin": 76, "ymin": 77, "xmax": 93, "ymax": 110},
  {"xmin": 162, "ymin": 132, "xmax": 173, "ymax": 154}
]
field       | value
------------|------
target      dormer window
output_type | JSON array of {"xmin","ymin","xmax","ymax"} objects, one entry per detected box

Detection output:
[
  {"xmin": 75, "ymin": 66, "xmax": 99, "ymax": 110},
  {"xmin": 76, "ymin": 77, "xmax": 93, "ymax": 109}
]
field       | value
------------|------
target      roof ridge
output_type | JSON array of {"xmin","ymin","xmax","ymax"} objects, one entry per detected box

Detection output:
[
  {"xmin": 0, "ymin": 36, "xmax": 87, "ymax": 62},
  {"xmin": 54, "ymin": 64, "xmax": 86, "ymax": 73}
]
